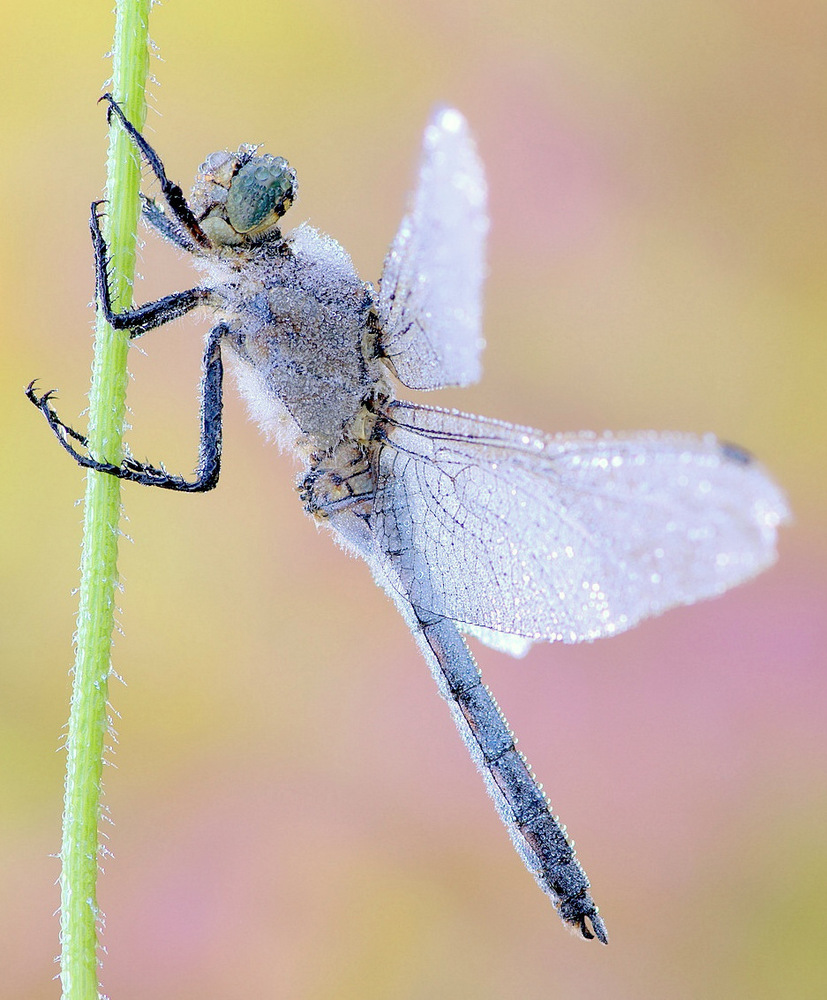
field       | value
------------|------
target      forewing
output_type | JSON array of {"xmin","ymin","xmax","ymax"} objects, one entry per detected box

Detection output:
[
  {"xmin": 369, "ymin": 402, "xmax": 789, "ymax": 644},
  {"xmin": 377, "ymin": 108, "xmax": 488, "ymax": 390}
]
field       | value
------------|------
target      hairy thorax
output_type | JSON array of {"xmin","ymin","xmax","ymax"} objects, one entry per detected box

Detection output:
[{"xmin": 194, "ymin": 223, "xmax": 392, "ymax": 457}]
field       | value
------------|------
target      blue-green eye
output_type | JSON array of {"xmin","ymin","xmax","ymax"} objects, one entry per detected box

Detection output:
[{"xmin": 225, "ymin": 155, "xmax": 297, "ymax": 234}]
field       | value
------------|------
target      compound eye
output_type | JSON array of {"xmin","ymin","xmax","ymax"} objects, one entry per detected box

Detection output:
[{"xmin": 225, "ymin": 155, "xmax": 297, "ymax": 234}]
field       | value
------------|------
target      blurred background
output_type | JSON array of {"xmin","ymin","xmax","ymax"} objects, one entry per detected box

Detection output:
[{"xmin": 2, "ymin": 2, "xmax": 825, "ymax": 998}]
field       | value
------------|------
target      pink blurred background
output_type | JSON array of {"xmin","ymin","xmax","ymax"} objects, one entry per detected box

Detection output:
[{"xmin": 2, "ymin": 2, "xmax": 825, "ymax": 997}]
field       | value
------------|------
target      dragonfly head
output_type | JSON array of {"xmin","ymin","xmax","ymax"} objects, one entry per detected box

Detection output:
[{"xmin": 191, "ymin": 145, "xmax": 298, "ymax": 246}]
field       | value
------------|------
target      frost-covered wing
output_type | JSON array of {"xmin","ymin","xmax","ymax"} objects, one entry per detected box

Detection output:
[
  {"xmin": 369, "ymin": 402, "xmax": 789, "ymax": 645},
  {"xmin": 377, "ymin": 108, "xmax": 488, "ymax": 390}
]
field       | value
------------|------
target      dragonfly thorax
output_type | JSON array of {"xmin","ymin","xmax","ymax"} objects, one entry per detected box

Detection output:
[{"xmin": 207, "ymin": 224, "xmax": 392, "ymax": 456}]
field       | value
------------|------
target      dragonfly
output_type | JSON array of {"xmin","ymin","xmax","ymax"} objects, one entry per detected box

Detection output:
[{"xmin": 28, "ymin": 95, "xmax": 789, "ymax": 944}]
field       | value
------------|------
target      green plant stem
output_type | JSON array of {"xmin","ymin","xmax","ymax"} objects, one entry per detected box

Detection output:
[{"xmin": 60, "ymin": 2, "xmax": 151, "ymax": 998}]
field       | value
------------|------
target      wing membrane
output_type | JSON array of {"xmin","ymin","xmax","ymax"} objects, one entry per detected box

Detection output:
[
  {"xmin": 377, "ymin": 108, "xmax": 488, "ymax": 390},
  {"xmin": 369, "ymin": 402, "xmax": 789, "ymax": 645}
]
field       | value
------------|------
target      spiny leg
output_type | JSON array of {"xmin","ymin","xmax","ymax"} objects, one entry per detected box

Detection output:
[
  {"xmin": 27, "ymin": 324, "xmax": 228, "ymax": 493},
  {"xmin": 90, "ymin": 200, "xmax": 214, "ymax": 337},
  {"xmin": 100, "ymin": 92, "xmax": 210, "ymax": 248},
  {"xmin": 140, "ymin": 193, "xmax": 197, "ymax": 251},
  {"xmin": 410, "ymin": 608, "xmax": 608, "ymax": 943}
]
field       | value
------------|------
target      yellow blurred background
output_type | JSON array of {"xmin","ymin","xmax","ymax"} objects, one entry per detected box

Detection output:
[{"xmin": 2, "ymin": 2, "xmax": 825, "ymax": 997}]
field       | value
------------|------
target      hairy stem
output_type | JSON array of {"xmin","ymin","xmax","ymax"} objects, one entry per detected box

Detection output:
[{"xmin": 59, "ymin": 2, "xmax": 151, "ymax": 997}]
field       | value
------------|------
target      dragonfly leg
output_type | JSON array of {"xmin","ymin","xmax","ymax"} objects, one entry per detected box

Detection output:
[
  {"xmin": 90, "ymin": 200, "xmax": 215, "ymax": 338},
  {"xmin": 410, "ymin": 609, "xmax": 608, "ymax": 943},
  {"xmin": 26, "ymin": 323, "xmax": 228, "ymax": 492},
  {"xmin": 140, "ymin": 193, "xmax": 197, "ymax": 251},
  {"xmin": 100, "ymin": 93, "xmax": 210, "ymax": 248}
]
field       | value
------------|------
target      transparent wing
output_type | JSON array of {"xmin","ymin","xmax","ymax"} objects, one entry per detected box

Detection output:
[
  {"xmin": 377, "ymin": 108, "xmax": 488, "ymax": 390},
  {"xmin": 368, "ymin": 402, "xmax": 789, "ymax": 645}
]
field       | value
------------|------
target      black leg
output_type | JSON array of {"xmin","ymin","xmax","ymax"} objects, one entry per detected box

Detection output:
[
  {"xmin": 90, "ymin": 201, "xmax": 215, "ymax": 337},
  {"xmin": 141, "ymin": 194, "xmax": 196, "ymax": 251},
  {"xmin": 26, "ymin": 325, "xmax": 228, "ymax": 493},
  {"xmin": 100, "ymin": 92, "xmax": 211, "ymax": 248}
]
